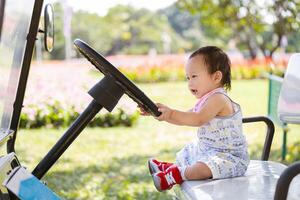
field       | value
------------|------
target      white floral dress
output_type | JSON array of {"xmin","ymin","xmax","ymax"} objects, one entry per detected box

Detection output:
[{"xmin": 176, "ymin": 88, "xmax": 249, "ymax": 179}]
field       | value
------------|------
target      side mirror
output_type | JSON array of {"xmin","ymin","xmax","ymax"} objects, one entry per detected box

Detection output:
[{"xmin": 44, "ymin": 4, "xmax": 54, "ymax": 52}]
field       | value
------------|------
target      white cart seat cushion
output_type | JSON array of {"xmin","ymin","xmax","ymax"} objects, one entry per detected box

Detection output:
[
  {"xmin": 173, "ymin": 160, "xmax": 300, "ymax": 200},
  {"xmin": 278, "ymin": 53, "xmax": 300, "ymax": 124}
]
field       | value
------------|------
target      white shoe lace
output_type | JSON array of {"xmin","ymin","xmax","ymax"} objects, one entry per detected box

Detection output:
[{"xmin": 165, "ymin": 172, "xmax": 176, "ymax": 185}]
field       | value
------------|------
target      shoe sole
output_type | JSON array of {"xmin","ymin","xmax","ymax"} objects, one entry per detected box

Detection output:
[
  {"xmin": 152, "ymin": 173, "xmax": 163, "ymax": 192},
  {"xmin": 148, "ymin": 159, "xmax": 160, "ymax": 175}
]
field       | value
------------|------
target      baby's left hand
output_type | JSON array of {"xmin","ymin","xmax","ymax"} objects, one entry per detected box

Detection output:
[{"xmin": 155, "ymin": 103, "xmax": 173, "ymax": 121}]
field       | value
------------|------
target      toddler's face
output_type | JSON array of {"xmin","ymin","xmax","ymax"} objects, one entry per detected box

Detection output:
[{"xmin": 185, "ymin": 55, "xmax": 220, "ymax": 99}]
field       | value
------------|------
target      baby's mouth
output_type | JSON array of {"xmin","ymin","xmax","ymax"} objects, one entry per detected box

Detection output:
[{"xmin": 190, "ymin": 89, "xmax": 198, "ymax": 95}]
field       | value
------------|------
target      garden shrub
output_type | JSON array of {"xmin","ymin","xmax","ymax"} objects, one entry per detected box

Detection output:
[
  {"xmin": 20, "ymin": 100, "xmax": 139, "ymax": 129},
  {"xmin": 286, "ymin": 141, "xmax": 300, "ymax": 163},
  {"xmin": 117, "ymin": 65, "xmax": 275, "ymax": 83}
]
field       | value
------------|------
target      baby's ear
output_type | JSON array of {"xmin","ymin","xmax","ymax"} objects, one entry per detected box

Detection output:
[{"xmin": 214, "ymin": 70, "xmax": 223, "ymax": 82}]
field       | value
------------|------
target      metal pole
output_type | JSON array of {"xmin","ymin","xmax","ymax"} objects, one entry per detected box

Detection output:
[
  {"xmin": 281, "ymin": 125, "xmax": 288, "ymax": 161},
  {"xmin": 242, "ymin": 116, "xmax": 275, "ymax": 161},
  {"xmin": 32, "ymin": 100, "xmax": 103, "ymax": 179}
]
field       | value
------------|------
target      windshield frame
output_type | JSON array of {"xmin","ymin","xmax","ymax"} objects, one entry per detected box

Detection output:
[
  {"xmin": 0, "ymin": 0, "xmax": 5, "ymax": 39},
  {"xmin": 0, "ymin": 0, "xmax": 45, "ymax": 153}
]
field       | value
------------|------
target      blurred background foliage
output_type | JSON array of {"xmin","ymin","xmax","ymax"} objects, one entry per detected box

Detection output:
[{"xmin": 47, "ymin": 0, "xmax": 300, "ymax": 60}]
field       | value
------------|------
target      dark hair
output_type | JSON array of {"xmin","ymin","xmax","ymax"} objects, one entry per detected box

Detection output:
[{"xmin": 189, "ymin": 46, "xmax": 231, "ymax": 90}]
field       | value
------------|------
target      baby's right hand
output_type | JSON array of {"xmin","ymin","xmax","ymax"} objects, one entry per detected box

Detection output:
[{"xmin": 137, "ymin": 105, "xmax": 150, "ymax": 116}]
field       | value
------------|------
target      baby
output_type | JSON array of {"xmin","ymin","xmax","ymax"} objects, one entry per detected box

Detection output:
[{"xmin": 140, "ymin": 46, "xmax": 249, "ymax": 192}]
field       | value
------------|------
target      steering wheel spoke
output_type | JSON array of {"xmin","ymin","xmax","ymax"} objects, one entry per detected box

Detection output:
[{"xmin": 73, "ymin": 39, "xmax": 161, "ymax": 117}]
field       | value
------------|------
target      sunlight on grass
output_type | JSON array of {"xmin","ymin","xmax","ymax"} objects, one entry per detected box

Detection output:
[{"xmin": 15, "ymin": 79, "xmax": 300, "ymax": 199}]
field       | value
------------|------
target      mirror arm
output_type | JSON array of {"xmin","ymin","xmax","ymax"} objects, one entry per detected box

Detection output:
[{"xmin": 38, "ymin": 28, "xmax": 44, "ymax": 33}]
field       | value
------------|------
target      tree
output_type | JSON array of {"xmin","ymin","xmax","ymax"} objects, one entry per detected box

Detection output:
[
  {"xmin": 160, "ymin": 4, "xmax": 234, "ymax": 51},
  {"xmin": 46, "ymin": 4, "xmax": 190, "ymax": 59},
  {"xmin": 71, "ymin": 5, "xmax": 188, "ymax": 55},
  {"xmin": 102, "ymin": 5, "xmax": 188, "ymax": 54},
  {"xmin": 159, "ymin": 5, "xmax": 207, "ymax": 51},
  {"xmin": 177, "ymin": 0, "xmax": 300, "ymax": 59}
]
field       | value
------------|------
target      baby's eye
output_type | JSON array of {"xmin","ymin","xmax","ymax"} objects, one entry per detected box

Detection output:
[
  {"xmin": 186, "ymin": 76, "xmax": 190, "ymax": 80},
  {"xmin": 191, "ymin": 75, "xmax": 197, "ymax": 78}
]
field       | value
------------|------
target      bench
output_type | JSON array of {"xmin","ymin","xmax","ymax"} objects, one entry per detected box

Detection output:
[{"xmin": 174, "ymin": 54, "xmax": 300, "ymax": 200}]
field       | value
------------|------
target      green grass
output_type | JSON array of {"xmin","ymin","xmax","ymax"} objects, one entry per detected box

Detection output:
[{"xmin": 15, "ymin": 79, "xmax": 300, "ymax": 199}]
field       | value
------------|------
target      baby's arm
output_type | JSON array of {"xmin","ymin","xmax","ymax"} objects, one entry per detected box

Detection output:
[{"xmin": 157, "ymin": 94, "xmax": 227, "ymax": 126}]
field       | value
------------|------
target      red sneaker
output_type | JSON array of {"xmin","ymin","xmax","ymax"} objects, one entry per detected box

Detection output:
[
  {"xmin": 148, "ymin": 158, "xmax": 173, "ymax": 175},
  {"xmin": 151, "ymin": 164, "xmax": 183, "ymax": 191}
]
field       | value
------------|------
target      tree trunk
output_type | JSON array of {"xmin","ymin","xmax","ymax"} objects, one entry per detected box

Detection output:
[{"xmin": 246, "ymin": 40, "xmax": 257, "ymax": 59}]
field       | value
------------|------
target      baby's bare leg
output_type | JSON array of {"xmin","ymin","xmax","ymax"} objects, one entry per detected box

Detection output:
[{"xmin": 184, "ymin": 162, "xmax": 212, "ymax": 180}]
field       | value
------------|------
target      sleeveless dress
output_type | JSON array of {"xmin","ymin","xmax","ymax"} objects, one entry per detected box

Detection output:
[{"xmin": 175, "ymin": 87, "xmax": 249, "ymax": 179}]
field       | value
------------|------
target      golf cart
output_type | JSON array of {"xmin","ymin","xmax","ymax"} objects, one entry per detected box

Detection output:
[
  {"xmin": 0, "ymin": 0, "xmax": 300, "ymax": 199},
  {"xmin": 0, "ymin": 0, "xmax": 58, "ymax": 199},
  {"xmin": 0, "ymin": 0, "xmax": 160, "ymax": 199}
]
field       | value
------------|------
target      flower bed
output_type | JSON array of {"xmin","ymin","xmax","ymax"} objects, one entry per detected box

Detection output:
[
  {"xmin": 21, "ymin": 60, "xmax": 139, "ymax": 129},
  {"xmin": 101, "ymin": 54, "xmax": 289, "ymax": 83},
  {"xmin": 22, "ymin": 54, "xmax": 288, "ymax": 129}
]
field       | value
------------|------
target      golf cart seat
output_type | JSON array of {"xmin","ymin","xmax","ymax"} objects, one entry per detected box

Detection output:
[{"xmin": 174, "ymin": 54, "xmax": 300, "ymax": 200}]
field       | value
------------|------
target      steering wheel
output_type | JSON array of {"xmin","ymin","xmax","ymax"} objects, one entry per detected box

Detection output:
[{"xmin": 73, "ymin": 39, "xmax": 161, "ymax": 117}]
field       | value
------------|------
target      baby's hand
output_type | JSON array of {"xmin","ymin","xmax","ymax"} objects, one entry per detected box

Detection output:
[
  {"xmin": 155, "ymin": 103, "xmax": 173, "ymax": 121},
  {"xmin": 137, "ymin": 105, "xmax": 150, "ymax": 116}
]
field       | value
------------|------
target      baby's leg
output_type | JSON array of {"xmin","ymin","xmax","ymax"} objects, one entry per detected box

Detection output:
[{"xmin": 184, "ymin": 162, "xmax": 212, "ymax": 180}]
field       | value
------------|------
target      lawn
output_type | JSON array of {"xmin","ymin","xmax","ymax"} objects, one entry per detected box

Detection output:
[{"xmin": 15, "ymin": 79, "xmax": 300, "ymax": 199}]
